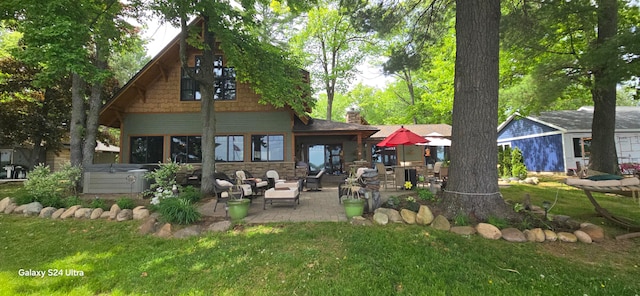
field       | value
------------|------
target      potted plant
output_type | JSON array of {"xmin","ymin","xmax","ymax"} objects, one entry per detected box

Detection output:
[
  {"xmin": 227, "ymin": 180, "xmax": 250, "ymax": 221},
  {"xmin": 341, "ymin": 169, "xmax": 366, "ymax": 219}
]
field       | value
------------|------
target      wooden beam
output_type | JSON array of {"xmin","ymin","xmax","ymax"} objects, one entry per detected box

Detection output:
[
  {"xmin": 133, "ymin": 83, "xmax": 147, "ymax": 103},
  {"xmin": 156, "ymin": 63, "xmax": 168, "ymax": 82}
]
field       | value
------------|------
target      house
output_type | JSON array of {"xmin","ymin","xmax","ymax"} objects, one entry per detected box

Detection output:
[
  {"xmin": 497, "ymin": 106, "xmax": 640, "ymax": 174},
  {"xmin": 367, "ymin": 123, "xmax": 452, "ymax": 166},
  {"xmin": 98, "ymin": 23, "xmax": 378, "ymax": 184}
]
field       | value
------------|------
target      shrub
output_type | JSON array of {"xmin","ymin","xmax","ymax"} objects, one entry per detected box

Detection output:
[
  {"xmin": 116, "ymin": 197, "xmax": 135, "ymax": 210},
  {"xmin": 405, "ymin": 201, "xmax": 420, "ymax": 212},
  {"xmin": 90, "ymin": 198, "xmax": 109, "ymax": 211},
  {"xmin": 498, "ymin": 146, "xmax": 512, "ymax": 178},
  {"xmin": 487, "ymin": 215, "xmax": 508, "ymax": 229},
  {"xmin": 144, "ymin": 161, "xmax": 187, "ymax": 204},
  {"xmin": 511, "ymin": 148, "xmax": 528, "ymax": 180},
  {"xmin": 384, "ymin": 196, "xmax": 400, "ymax": 209},
  {"xmin": 23, "ymin": 163, "xmax": 81, "ymax": 205},
  {"xmin": 157, "ymin": 198, "xmax": 201, "ymax": 225},
  {"xmin": 179, "ymin": 186, "xmax": 202, "ymax": 204},
  {"xmin": 416, "ymin": 188, "xmax": 434, "ymax": 201},
  {"xmin": 64, "ymin": 196, "xmax": 84, "ymax": 208}
]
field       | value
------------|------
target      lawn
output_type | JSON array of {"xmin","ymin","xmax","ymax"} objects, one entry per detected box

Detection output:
[{"xmin": 1, "ymin": 178, "xmax": 639, "ymax": 295}]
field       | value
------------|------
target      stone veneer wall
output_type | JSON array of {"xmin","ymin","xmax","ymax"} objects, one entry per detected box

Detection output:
[{"xmin": 215, "ymin": 162, "xmax": 297, "ymax": 180}]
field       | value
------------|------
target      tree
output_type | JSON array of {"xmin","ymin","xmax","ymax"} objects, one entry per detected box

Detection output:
[
  {"xmin": 291, "ymin": 1, "xmax": 371, "ymax": 121},
  {"xmin": 442, "ymin": 0, "xmax": 515, "ymax": 221}
]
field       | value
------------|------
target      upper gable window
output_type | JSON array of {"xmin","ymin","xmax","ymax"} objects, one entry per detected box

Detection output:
[{"xmin": 180, "ymin": 55, "xmax": 236, "ymax": 101}]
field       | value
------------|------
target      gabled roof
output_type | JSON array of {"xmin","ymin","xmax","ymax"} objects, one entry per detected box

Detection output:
[
  {"xmin": 499, "ymin": 106, "xmax": 640, "ymax": 133},
  {"xmin": 369, "ymin": 124, "xmax": 452, "ymax": 139}
]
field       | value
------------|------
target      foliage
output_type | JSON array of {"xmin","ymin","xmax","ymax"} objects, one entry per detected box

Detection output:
[
  {"xmin": 385, "ymin": 195, "xmax": 400, "ymax": 209},
  {"xmin": 498, "ymin": 146, "xmax": 512, "ymax": 178},
  {"xmin": 64, "ymin": 196, "xmax": 84, "ymax": 208},
  {"xmin": 487, "ymin": 215, "xmax": 509, "ymax": 230},
  {"xmin": 145, "ymin": 161, "xmax": 183, "ymax": 205},
  {"xmin": 23, "ymin": 163, "xmax": 81, "ymax": 206},
  {"xmin": 90, "ymin": 198, "xmax": 109, "ymax": 211},
  {"xmin": 403, "ymin": 181, "xmax": 413, "ymax": 190},
  {"xmin": 511, "ymin": 148, "xmax": 528, "ymax": 180},
  {"xmin": 157, "ymin": 197, "xmax": 201, "ymax": 225},
  {"xmin": 513, "ymin": 202, "xmax": 524, "ymax": 213},
  {"xmin": 416, "ymin": 188, "xmax": 434, "ymax": 201},
  {"xmin": 178, "ymin": 185, "xmax": 202, "ymax": 204},
  {"xmin": 453, "ymin": 213, "xmax": 470, "ymax": 226},
  {"xmin": 403, "ymin": 196, "xmax": 420, "ymax": 212},
  {"xmin": 116, "ymin": 197, "xmax": 135, "ymax": 210}
]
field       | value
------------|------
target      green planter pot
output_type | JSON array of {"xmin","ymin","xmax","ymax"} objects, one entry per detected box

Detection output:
[
  {"xmin": 227, "ymin": 199, "xmax": 250, "ymax": 221},
  {"xmin": 343, "ymin": 199, "xmax": 365, "ymax": 219}
]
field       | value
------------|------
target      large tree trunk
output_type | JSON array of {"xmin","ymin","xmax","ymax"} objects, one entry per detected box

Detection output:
[
  {"xmin": 83, "ymin": 44, "xmax": 106, "ymax": 169},
  {"xmin": 443, "ymin": 0, "xmax": 515, "ymax": 221},
  {"xmin": 589, "ymin": 0, "xmax": 619, "ymax": 174},
  {"xmin": 70, "ymin": 73, "xmax": 86, "ymax": 167}
]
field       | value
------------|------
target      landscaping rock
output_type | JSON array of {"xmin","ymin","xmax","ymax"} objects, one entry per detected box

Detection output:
[
  {"xmin": 13, "ymin": 204, "xmax": 25, "ymax": 214},
  {"xmin": 39, "ymin": 207, "xmax": 57, "ymax": 218},
  {"xmin": 552, "ymin": 215, "xmax": 571, "ymax": 223},
  {"xmin": 579, "ymin": 224, "xmax": 604, "ymax": 242},
  {"xmin": 373, "ymin": 212, "xmax": 389, "ymax": 225},
  {"xmin": 522, "ymin": 177, "xmax": 539, "ymax": 185},
  {"xmin": 415, "ymin": 205, "xmax": 434, "ymax": 225},
  {"xmin": 375, "ymin": 208, "xmax": 403, "ymax": 223},
  {"xmin": 544, "ymin": 230, "xmax": 558, "ymax": 242},
  {"xmin": 574, "ymin": 230, "xmax": 592, "ymax": 244},
  {"xmin": 90, "ymin": 208, "xmax": 104, "ymax": 220},
  {"xmin": 450, "ymin": 226, "xmax": 476, "ymax": 236},
  {"xmin": 116, "ymin": 209, "xmax": 133, "ymax": 221},
  {"xmin": 138, "ymin": 217, "xmax": 157, "ymax": 235},
  {"xmin": 207, "ymin": 220, "xmax": 232, "ymax": 232},
  {"xmin": 501, "ymin": 228, "xmax": 527, "ymax": 243},
  {"xmin": 133, "ymin": 207, "xmax": 150, "ymax": 220},
  {"xmin": 0, "ymin": 197, "xmax": 12, "ymax": 212},
  {"xmin": 100, "ymin": 211, "xmax": 110, "ymax": 219},
  {"xmin": 4, "ymin": 202, "xmax": 17, "ymax": 214},
  {"xmin": 22, "ymin": 202, "xmax": 43, "ymax": 216},
  {"xmin": 350, "ymin": 216, "xmax": 372, "ymax": 226},
  {"xmin": 74, "ymin": 208, "xmax": 92, "ymax": 219},
  {"xmin": 60, "ymin": 205, "xmax": 81, "ymax": 219},
  {"xmin": 476, "ymin": 223, "xmax": 501, "ymax": 240},
  {"xmin": 400, "ymin": 209, "xmax": 416, "ymax": 224},
  {"xmin": 51, "ymin": 208, "xmax": 66, "ymax": 219},
  {"xmin": 109, "ymin": 204, "xmax": 121, "ymax": 220},
  {"xmin": 523, "ymin": 230, "xmax": 536, "ymax": 242},
  {"xmin": 173, "ymin": 225, "xmax": 202, "ymax": 239},
  {"xmin": 557, "ymin": 232, "xmax": 577, "ymax": 243},
  {"xmin": 155, "ymin": 223, "xmax": 172, "ymax": 238},
  {"xmin": 431, "ymin": 215, "xmax": 451, "ymax": 231}
]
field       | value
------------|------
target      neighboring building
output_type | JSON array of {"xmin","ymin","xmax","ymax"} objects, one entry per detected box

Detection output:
[
  {"xmin": 497, "ymin": 106, "xmax": 640, "ymax": 174},
  {"xmin": 367, "ymin": 124, "xmax": 452, "ymax": 166},
  {"xmin": 99, "ymin": 22, "xmax": 377, "ymax": 179}
]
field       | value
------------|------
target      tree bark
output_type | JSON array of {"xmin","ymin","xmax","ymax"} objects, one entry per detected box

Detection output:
[
  {"xmin": 443, "ymin": 0, "xmax": 515, "ymax": 221},
  {"xmin": 70, "ymin": 73, "xmax": 86, "ymax": 167},
  {"xmin": 589, "ymin": 0, "xmax": 619, "ymax": 174},
  {"xmin": 83, "ymin": 43, "xmax": 107, "ymax": 169}
]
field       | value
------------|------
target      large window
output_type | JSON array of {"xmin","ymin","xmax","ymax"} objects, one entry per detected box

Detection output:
[
  {"xmin": 251, "ymin": 135, "xmax": 284, "ymax": 162},
  {"xmin": 130, "ymin": 136, "xmax": 163, "ymax": 164},
  {"xmin": 215, "ymin": 135, "xmax": 244, "ymax": 162},
  {"xmin": 180, "ymin": 55, "xmax": 236, "ymax": 101},
  {"xmin": 171, "ymin": 136, "xmax": 202, "ymax": 163},
  {"xmin": 573, "ymin": 137, "xmax": 592, "ymax": 158}
]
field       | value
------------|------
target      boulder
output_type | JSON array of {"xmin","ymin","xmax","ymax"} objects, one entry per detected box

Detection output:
[
  {"xmin": 207, "ymin": 220, "xmax": 232, "ymax": 233},
  {"xmin": 155, "ymin": 223, "xmax": 172, "ymax": 238},
  {"xmin": 400, "ymin": 209, "xmax": 416, "ymax": 224},
  {"xmin": 133, "ymin": 207, "xmax": 150, "ymax": 220},
  {"xmin": 523, "ymin": 230, "xmax": 536, "ymax": 242},
  {"xmin": 415, "ymin": 205, "xmax": 434, "ymax": 225},
  {"xmin": 544, "ymin": 230, "xmax": 558, "ymax": 242},
  {"xmin": 574, "ymin": 230, "xmax": 593, "ymax": 244},
  {"xmin": 0, "ymin": 197, "xmax": 12, "ymax": 212},
  {"xmin": 557, "ymin": 232, "xmax": 577, "ymax": 243},
  {"xmin": 116, "ymin": 209, "xmax": 133, "ymax": 221},
  {"xmin": 109, "ymin": 204, "xmax": 121, "ymax": 220},
  {"xmin": 430, "ymin": 215, "xmax": 451, "ymax": 231},
  {"xmin": 501, "ymin": 228, "xmax": 527, "ymax": 243},
  {"xmin": 138, "ymin": 217, "xmax": 157, "ymax": 235},
  {"xmin": 13, "ymin": 204, "xmax": 25, "ymax": 214},
  {"xmin": 579, "ymin": 224, "xmax": 604, "ymax": 242},
  {"xmin": 373, "ymin": 212, "xmax": 389, "ymax": 225},
  {"xmin": 450, "ymin": 226, "xmax": 476, "ymax": 236},
  {"xmin": 375, "ymin": 208, "xmax": 403, "ymax": 223},
  {"xmin": 173, "ymin": 225, "xmax": 202, "ymax": 239},
  {"xmin": 100, "ymin": 211, "xmax": 111, "ymax": 219},
  {"xmin": 74, "ymin": 208, "xmax": 92, "ymax": 219},
  {"xmin": 350, "ymin": 216, "xmax": 372, "ymax": 226},
  {"xmin": 476, "ymin": 223, "xmax": 501, "ymax": 240},
  {"xmin": 60, "ymin": 205, "xmax": 81, "ymax": 219},
  {"xmin": 22, "ymin": 202, "xmax": 43, "ymax": 216},
  {"xmin": 39, "ymin": 207, "xmax": 57, "ymax": 218},
  {"xmin": 4, "ymin": 202, "xmax": 17, "ymax": 214},
  {"xmin": 90, "ymin": 208, "xmax": 104, "ymax": 220},
  {"xmin": 51, "ymin": 208, "xmax": 66, "ymax": 219}
]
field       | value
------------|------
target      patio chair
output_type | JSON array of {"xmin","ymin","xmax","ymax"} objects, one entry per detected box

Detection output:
[
  {"xmin": 236, "ymin": 170, "xmax": 268, "ymax": 195},
  {"xmin": 433, "ymin": 162, "xmax": 443, "ymax": 181},
  {"xmin": 304, "ymin": 169, "xmax": 325, "ymax": 191},
  {"xmin": 266, "ymin": 170, "xmax": 286, "ymax": 189},
  {"xmin": 215, "ymin": 172, "xmax": 252, "ymax": 197},
  {"xmin": 375, "ymin": 163, "xmax": 395, "ymax": 189}
]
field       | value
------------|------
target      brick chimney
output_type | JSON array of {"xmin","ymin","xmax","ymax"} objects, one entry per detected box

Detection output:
[{"xmin": 345, "ymin": 105, "xmax": 362, "ymax": 124}]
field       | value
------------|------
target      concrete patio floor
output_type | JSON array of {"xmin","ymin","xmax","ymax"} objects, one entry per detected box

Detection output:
[{"xmin": 198, "ymin": 181, "xmax": 441, "ymax": 223}]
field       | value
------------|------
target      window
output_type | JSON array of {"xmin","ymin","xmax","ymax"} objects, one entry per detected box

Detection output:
[
  {"xmin": 215, "ymin": 135, "xmax": 244, "ymax": 162},
  {"xmin": 130, "ymin": 136, "xmax": 163, "ymax": 164},
  {"xmin": 251, "ymin": 135, "xmax": 284, "ymax": 162},
  {"xmin": 180, "ymin": 55, "xmax": 236, "ymax": 101},
  {"xmin": 573, "ymin": 137, "xmax": 592, "ymax": 158},
  {"xmin": 170, "ymin": 136, "xmax": 202, "ymax": 163}
]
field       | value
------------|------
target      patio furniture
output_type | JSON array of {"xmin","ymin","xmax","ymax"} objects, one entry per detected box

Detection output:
[
  {"xmin": 212, "ymin": 178, "xmax": 244, "ymax": 214},
  {"xmin": 338, "ymin": 168, "xmax": 367, "ymax": 203},
  {"xmin": 375, "ymin": 163, "xmax": 395, "ymax": 189},
  {"xmin": 264, "ymin": 186, "xmax": 300, "ymax": 209},
  {"xmin": 236, "ymin": 170, "xmax": 268, "ymax": 195},
  {"xmin": 214, "ymin": 172, "xmax": 252, "ymax": 197},
  {"xmin": 433, "ymin": 162, "xmax": 443, "ymax": 181},
  {"xmin": 266, "ymin": 170, "xmax": 286, "ymax": 188},
  {"xmin": 304, "ymin": 169, "xmax": 325, "ymax": 191}
]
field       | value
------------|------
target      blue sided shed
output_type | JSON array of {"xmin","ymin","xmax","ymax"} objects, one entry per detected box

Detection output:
[{"xmin": 497, "ymin": 106, "xmax": 640, "ymax": 174}]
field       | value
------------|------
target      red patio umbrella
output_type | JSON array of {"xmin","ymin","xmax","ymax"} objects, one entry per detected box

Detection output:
[{"xmin": 377, "ymin": 126, "xmax": 429, "ymax": 166}]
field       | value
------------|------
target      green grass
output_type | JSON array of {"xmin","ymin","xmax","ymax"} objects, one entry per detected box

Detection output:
[{"xmin": 1, "ymin": 180, "xmax": 640, "ymax": 295}]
